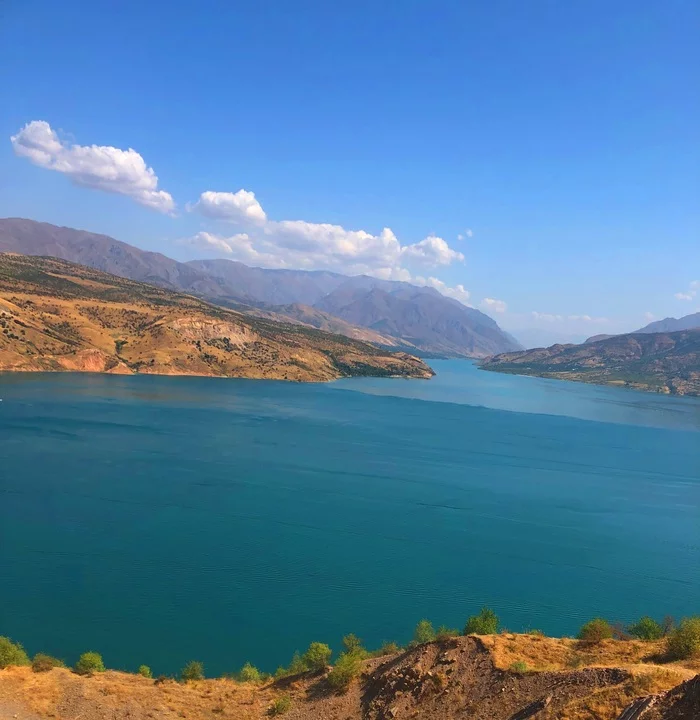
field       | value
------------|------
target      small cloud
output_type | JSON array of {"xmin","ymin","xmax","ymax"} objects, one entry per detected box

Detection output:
[
  {"xmin": 674, "ymin": 280, "xmax": 698, "ymax": 301},
  {"xmin": 480, "ymin": 297, "xmax": 507, "ymax": 313},
  {"xmin": 190, "ymin": 189, "xmax": 267, "ymax": 225},
  {"xmin": 413, "ymin": 276, "xmax": 471, "ymax": 306},
  {"xmin": 644, "ymin": 311, "xmax": 655, "ymax": 322},
  {"xmin": 457, "ymin": 228, "xmax": 474, "ymax": 241},
  {"xmin": 401, "ymin": 234, "xmax": 464, "ymax": 266}
]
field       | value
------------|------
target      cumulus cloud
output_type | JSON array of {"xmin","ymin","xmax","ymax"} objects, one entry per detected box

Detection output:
[
  {"xmin": 10, "ymin": 120, "xmax": 174, "ymax": 213},
  {"xmin": 190, "ymin": 190, "xmax": 267, "ymax": 225},
  {"xmin": 414, "ymin": 276, "xmax": 471, "ymax": 306},
  {"xmin": 401, "ymin": 234, "xmax": 464, "ymax": 266},
  {"xmin": 457, "ymin": 228, "xmax": 474, "ymax": 241},
  {"xmin": 188, "ymin": 188, "xmax": 466, "ymax": 280},
  {"xmin": 481, "ymin": 297, "xmax": 507, "ymax": 313}
]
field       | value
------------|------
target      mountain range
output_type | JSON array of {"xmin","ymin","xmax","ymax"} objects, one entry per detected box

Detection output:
[{"xmin": 0, "ymin": 218, "xmax": 522, "ymax": 358}]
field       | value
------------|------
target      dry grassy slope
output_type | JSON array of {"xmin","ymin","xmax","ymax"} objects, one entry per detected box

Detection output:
[
  {"xmin": 1, "ymin": 635, "xmax": 698, "ymax": 720},
  {"xmin": 0, "ymin": 254, "xmax": 434, "ymax": 382}
]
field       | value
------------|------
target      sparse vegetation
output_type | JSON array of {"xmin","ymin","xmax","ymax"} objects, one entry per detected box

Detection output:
[
  {"xmin": 628, "ymin": 616, "xmax": 664, "ymax": 641},
  {"xmin": 74, "ymin": 651, "xmax": 105, "ymax": 675},
  {"xmin": 371, "ymin": 641, "xmax": 402, "ymax": 657},
  {"xmin": 436, "ymin": 625, "xmax": 460, "ymax": 640},
  {"xmin": 464, "ymin": 607, "xmax": 499, "ymax": 635},
  {"xmin": 32, "ymin": 653, "xmax": 65, "ymax": 673},
  {"xmin": 180, "ymin": 660, "xmax": 205, "ymax": 681},
  {"xmin": 666, "ymin": 617, "xmax": 700, "ymax": 660},
  {"xmin": 268, "ymin": 695, "xmax": 292, "ymax": 715},
  {"xmin": 0, "ymin": 636, "xmax": 30, "ymax": 668},
  {"xmin": 327, "ymin": 651, "xmax": 363, "ymax": 692},
  {"xmin": 577, "ymin": 618, "xmax": 614, "ymax": 645},
  {"xmin": 138, "ymin": 664, "xmax": 153, "ymax": 678},
  {"xmin": 342, "ymin": 633, "xmax": 367, "ymax": 657},
  {"xmin": 510, "ymin": 660, "xmax": 529, "ymax": 673},
  {"xmin": 413, "ymin": 619, "xmax": 437, "ymax": 645},
  {"xmin": 302, "ymin": 642, "xmax": 332, "ymax": 672},
  {"xmin": 237, "ymin": 661, "xmax": 264, "ymax": 683}
]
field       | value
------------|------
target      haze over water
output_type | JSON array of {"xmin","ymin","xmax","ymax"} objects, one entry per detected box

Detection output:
[{"xmin": 1, "ymin": 361, "xmax": 698, "ymax": 676}]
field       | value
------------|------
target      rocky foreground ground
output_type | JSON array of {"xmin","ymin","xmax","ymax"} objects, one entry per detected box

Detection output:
[{"xmin": 1, "ymin": 634, "xmax": 698, "ymax": 720}]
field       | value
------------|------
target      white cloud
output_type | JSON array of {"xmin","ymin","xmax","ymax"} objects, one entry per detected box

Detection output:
[
  {"xmin": 674, "ymin": 280, "xmax": 698, "ymax": 301},
  {"xmin": 401, "ymin": 234, "xmax": 464, "ymax": 266},
  {"xmin": 531, "ymin": 311, "xmax": 564, "ymax": 322},
  {"xmin": 457, "ymin": 228, "xmax": 474, "ymax": 241},
  {"xmin": 190, "ymin": 190, "xmax": 267, "ymax": 225},
  {"xmin": 481, "ymin": 297, "xmax": 507, "ymax": 313},
  {"xmin": 414, "ymin": 276, "xmax": 471, "ymax": 306},
  {"xmin": 188, "ymin": 188, "xmax": 466, "ymax": 281},
  {"xmin": 10, "ymin": 120, "xmax": 174, "ymax": 213},
  {"xmin": 644, "ymin": 311, "xmax": 655, "ymax": 322}
]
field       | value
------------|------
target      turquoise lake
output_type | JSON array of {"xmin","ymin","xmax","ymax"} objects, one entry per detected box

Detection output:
[{"xmin": 1, "ymin": 361, "xmax": 698, "ymax": 676}]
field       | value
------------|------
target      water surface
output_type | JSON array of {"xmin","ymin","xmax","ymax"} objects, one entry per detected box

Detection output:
[{"xmin": 1, "ymin": 364, "xmax": 698, "ymax": 675}]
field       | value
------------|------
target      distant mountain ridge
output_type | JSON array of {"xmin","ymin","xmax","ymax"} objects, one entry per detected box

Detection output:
[
  {"xmin": 0, "ymin": 218, "xmax": 521, "ymax": 358},
  {"xmin": 482, "ymin": 329, "xmax": 700, "ymax": 396},
  {"xmin": 635, "ymin": 312, "xmax": 700, "ymax": 334}
]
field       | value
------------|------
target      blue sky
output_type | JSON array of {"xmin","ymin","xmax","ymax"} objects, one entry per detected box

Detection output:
[{"xmin": 1, "ymin": 0, "xmax": 698, "ymax": 342}]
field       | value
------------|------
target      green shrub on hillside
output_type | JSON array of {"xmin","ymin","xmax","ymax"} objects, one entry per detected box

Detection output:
[
  {"xmin": 436, "ymin": 625, "xmax": 459, "ymax": 641},
  {"xmin": 180, "ymin": 660, "xmax": 204, "ymax": 681},
  {"xmin": 413, "ymin": 619, "xmax": 436, "ymax": 645},
  {"xmin": 268, "ymin": 695, "xmax": 292, "ymax": 715},
  {"xmin": 274, "ymin": 651, "xmax": 309, "ymax": 679},
  {"xmin": 31, "ymin": 653, "xmax": 65, "ymax": 673},
  {"xmin": 342, "ymin": 633, "xmax": 367, "ymax": 656},
  {"xmin": 464, "ymin": 607, "xmax": 499, "ymax": 635},
  {"xmin": 577, "ymin": 619, "xmax": 613, "ymax": 645},
  {"xmin": 302, "ymin": 642, "xmax": 332, "ymax": 672},
  {"xmin": 666, "ymin": 617, "xmax": 700, "ymax": 660},
  {"xmin": 138, "ymin": 664, "xmax": 153, "ymax": 678},
  {"xmin": 75, "ymin": 651, "xmax": 105, "ymax": 675},
  {"xmin": 238, "ymin": 661, "xmax": 264, "ymax": 683},
  {"xmin": 0, "ymin": 637, "xmax": 30, "ymax": 668},
  {"xmin": 327, "ymin": 651, "xmax": 362, "ymax": 692},
  {"xmin": 628, "ymin": 617, "xmax": 664, "ymax": 641},
  {"xmin": 510, "ymin": 660, "xmax": 529, "ymax": 673},
  {"xmin": 371, "ymin": 641, "xmax": 401, "ymax": 658}
]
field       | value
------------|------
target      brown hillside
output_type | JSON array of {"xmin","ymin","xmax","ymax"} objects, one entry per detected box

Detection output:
[
  {"xmin": 0, "ymin": 254, "xmax": 433, "ymax": 382},
  {"xmin": 0, "ymin": 635, "xmax": 697, "ymax": 720}
]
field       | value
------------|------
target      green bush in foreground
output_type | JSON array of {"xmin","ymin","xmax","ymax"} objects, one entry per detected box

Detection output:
[
  {"xmin": 413, "ymin": 619, "xmax": 436, "ymax": 645},
  {"xmin": 577, "ymin": 618, "xmax": 613, "ymax": 645},
  {"xmin": 464, "ymin": 607, "xmax": 499, "ymax": 636},
  {"xmin": 666, "ymin": 617, "xmax": 700, "ymax": 660},
  {"xmin": 75, "ymin": 651, "xmax": 105, "ymax": 675},
  {"xmin": 302, "ymin": 642, "xmax": 332, "ymax": 672},
  {"xmin": 180, "ymin": 660, "xmax": 204, "ymax": 681},
  {"xmin": 268, "ymin": 695, "xmax": 292, "ymax": 716},
  {"xmin": 138, "ymin": 664, "xmax": 153, "ymax": 679},
  {"xmin": 628, "ymin": 616, "xmax": 664, "ymax": 641},
  {"xmin": 0, "ymin": 637, "xmax": 30, "ymax": 668},
  {"xmin": 238, "ymin": 661, "xmax": 264, "ymax": 683},
  {"xmin": 32, "ymin": 653, "xmax": 65, "ymax": 673},
  {"xmin": 327, "ymin": 651, "xmax": 362, "ymax": 693}
]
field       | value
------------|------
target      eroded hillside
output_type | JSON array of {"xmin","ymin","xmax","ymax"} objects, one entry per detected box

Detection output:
[
  {"xmin": 1, "ymin": 635, "xmax": 698, "ymax": 720},
  {"xmin": 0, "ymin": 254, "xmax": 433, "ymax": 382}
]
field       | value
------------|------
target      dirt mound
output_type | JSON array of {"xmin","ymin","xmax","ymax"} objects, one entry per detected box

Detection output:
[
  {"xmin": 618, "ymin": 673, "xmax": 700, "ymax": 719},
  {"xmin": 362, "ymin": 636, "xmax": 629, "ymax": 720}
]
